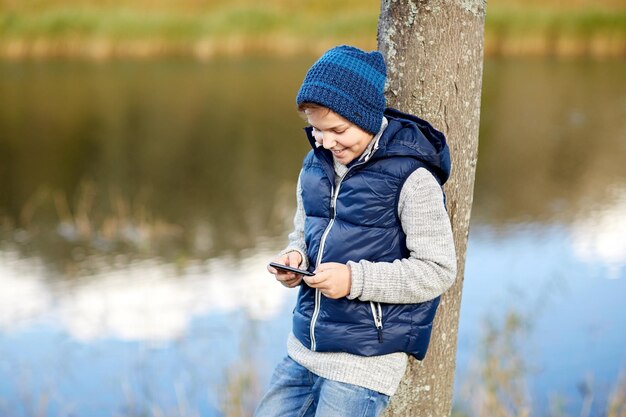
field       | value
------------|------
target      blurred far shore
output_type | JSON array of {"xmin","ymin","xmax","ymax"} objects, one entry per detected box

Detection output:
[{"xmin": 1, "ymin": 0, "xmax": 625, "ymax": 60}]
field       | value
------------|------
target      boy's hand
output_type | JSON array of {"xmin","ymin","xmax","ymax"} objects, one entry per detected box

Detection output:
[
  {"xmin": 267, "ymin": 251, "xmax": 304, "ymax": 288},
  {"xmin": 304, "ymin": 262, "xmax": 351, "ymax": 299}
]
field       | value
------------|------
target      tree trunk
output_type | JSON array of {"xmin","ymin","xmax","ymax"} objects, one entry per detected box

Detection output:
[{"xmin": 377, "ymin": 1, "xmax": 485, "ymax": 416}]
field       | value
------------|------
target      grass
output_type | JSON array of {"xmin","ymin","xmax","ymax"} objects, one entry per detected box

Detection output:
[
  {"xmin": 0, "ymin": 180, "xmax": 185, "ymax": 276},
  {"xmin": 455, "ymin": 309, "xmax": 626, "ymax": 417},
  {"xmin": 0, "ymin": 7, "xmax": 378, "ymax": 40},
  {"xmin": 485, "ymin": 7, "xmax": 626, "ymax": 56},
  {"xmin": 0, "ymin": 1, "xmax": 625, "ymax": 58}
]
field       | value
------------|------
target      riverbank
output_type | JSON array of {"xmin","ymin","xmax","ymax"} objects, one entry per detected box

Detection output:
[{"xmin": 1, "ymin": 3, "xmax": 625, "ymax": 59}]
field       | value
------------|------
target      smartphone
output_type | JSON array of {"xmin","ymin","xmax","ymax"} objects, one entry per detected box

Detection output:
[{"xmin": 269, "ymin": 262, "xmax": 315, "ymax": 276}]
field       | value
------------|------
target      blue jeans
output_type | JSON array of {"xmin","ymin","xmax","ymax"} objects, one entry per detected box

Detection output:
[{"xmin": 254, "ymin": 356, "xmax": 390, "ymax": 417}]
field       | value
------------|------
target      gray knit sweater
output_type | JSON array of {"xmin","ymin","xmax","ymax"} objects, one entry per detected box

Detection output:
[{"xmin": 279, "ymin": 119, "xmax": 457, "ymax": 396}]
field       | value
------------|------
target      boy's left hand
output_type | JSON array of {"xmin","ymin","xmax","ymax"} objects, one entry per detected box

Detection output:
[{"xmin": 304, "ymin": 262, "xmax": 351, "ymax": 299}]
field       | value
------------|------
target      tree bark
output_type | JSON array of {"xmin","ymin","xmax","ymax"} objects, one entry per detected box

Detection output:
[{"xmin": 377, "ymin": 1, "xmax": 485, "ymax": 416}]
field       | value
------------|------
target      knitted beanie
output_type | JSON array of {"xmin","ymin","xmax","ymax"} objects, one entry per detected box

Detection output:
[{"xmin": 296, "ymin": 45, "xmax": 387, "ymax": 134}]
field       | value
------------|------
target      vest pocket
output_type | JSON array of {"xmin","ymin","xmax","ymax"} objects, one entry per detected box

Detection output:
[{"xmin": 369, "ymin": 301, "xmax": 384, "ymax": 343}]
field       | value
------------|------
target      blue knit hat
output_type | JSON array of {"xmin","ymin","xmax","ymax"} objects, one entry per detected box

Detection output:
[{"xmin": 296, "ymin": 45, "xmax": 387, "ymax": 134}]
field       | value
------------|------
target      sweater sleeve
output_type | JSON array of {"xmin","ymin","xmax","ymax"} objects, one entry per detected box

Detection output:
[
  {"xmin": 347, "ymin": 168, "xmax": 457, "ymax": 304},
  {"xmin": 278, "ymin": 172, "xmax": 309, "ymax": 270}
]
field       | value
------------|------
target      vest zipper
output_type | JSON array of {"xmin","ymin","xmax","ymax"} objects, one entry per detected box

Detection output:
[
  {"xmin": 309, "ymin": 184, "xmax": 335, "ymax": 351},
  {"xmin": 370, "ymin": 301, "xmax": 384, "ymax": 343}
]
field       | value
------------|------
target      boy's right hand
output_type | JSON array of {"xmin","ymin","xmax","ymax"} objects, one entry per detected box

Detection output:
[{"xmin": 267, "ymin": 251, "xmax": 304, "ymax": 288}]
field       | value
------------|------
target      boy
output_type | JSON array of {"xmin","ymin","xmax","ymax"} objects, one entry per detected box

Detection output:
[{"xmin": 255, "ymin": 45, "xmax": 457, "ymax": 417}]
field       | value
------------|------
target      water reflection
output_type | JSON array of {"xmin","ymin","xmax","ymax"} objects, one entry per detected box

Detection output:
[
  {"xmin": 1, "ymin": 59, "xmax": 625, "ymax": 270},
  {"xmin": 0, "ymin": 249, "xmax": 293, "ymax": 416},
  {"xmin": 571, "ymin": 188, "xmax": 626, "ymax": 278},
  {"xmin": 0, "ymin": 250, "xmax": 292, "ymax": 340},
  {"xmin": 475, "ymin": 59, "xmax": 626, "ymax": 227},
  {"xmin": 1, "ymin": 57, "xmax": 625, "ymax": 416},
  {"xmin": 0, "ymin": 58, "xmax": 312, "ymax": 270}
]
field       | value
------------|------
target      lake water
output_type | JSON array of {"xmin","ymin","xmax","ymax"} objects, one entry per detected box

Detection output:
[{"xmin": 1, "ymin": 57, "xmax": 625, "ymax": 416}]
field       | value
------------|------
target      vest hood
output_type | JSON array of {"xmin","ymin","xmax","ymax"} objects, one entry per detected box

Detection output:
[{"xmin": 379, "ymin": 108, "xmax": 451, "ymax": 185}]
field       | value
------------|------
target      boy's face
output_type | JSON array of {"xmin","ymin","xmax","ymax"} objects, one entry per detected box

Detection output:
[{"xmin": 305, "ymin": 107, "xmax": 375, "ymax": 165}]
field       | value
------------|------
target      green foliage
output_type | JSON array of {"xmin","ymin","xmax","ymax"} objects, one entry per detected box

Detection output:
[
  {"xmin": 0, "ymin": 5, "xmax": 378, "ymax": 41},
  {"xmin": 487, "ymin": 7, "xmax": 626, "ymax": 37},
  {"xmin": 1, "ymin": 1, "xmax": 624, "ymax": 49}
]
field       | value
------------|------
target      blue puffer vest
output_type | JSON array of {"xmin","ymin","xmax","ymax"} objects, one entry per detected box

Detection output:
[{"xmin": 292, "ymin": 108, "xmax": 451, "ymax": 360}]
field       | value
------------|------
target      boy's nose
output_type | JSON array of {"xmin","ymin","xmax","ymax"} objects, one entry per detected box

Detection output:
[{"xmin": 322, "ymin": 134, "xmax": 336, "ymax": 149}]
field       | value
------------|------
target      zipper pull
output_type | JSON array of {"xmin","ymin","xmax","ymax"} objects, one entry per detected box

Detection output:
[
  {"xmin": 376, "ymin": 309, "xmax": 383, "ymax": 343},
  {"xmin": 329, "ymin": 186, "xmax": 336, "ymax": 219},
  {"xmin": 370, "ymin": 301, "xmax": 384, "ymax": 344}
]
